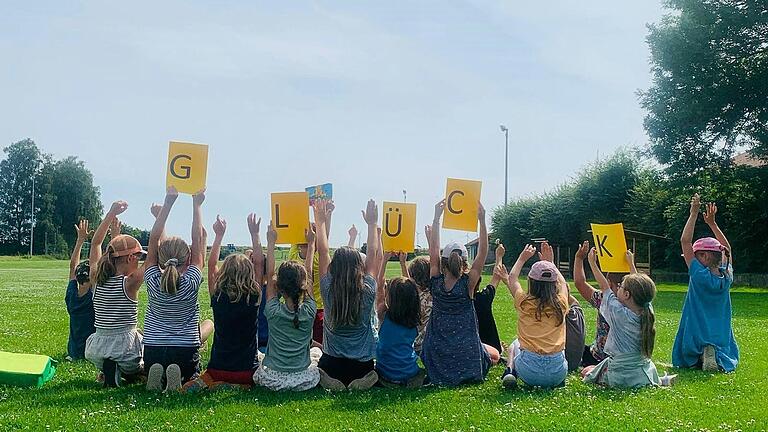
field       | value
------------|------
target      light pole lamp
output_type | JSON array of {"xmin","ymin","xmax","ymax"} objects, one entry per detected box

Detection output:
[{"xmin": 500, "ymin": 124, "xmax": 509, "ymax": 205}]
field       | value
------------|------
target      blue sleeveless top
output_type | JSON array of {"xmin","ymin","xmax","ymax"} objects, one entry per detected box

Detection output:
[{"xmin": 376, "ymin": 315, "xmax": 419, "ymax": 383}]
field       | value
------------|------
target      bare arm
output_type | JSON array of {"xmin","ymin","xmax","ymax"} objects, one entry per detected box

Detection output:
[
  {"xmin": 507, "ymin": 245, "xmax": 536, "ymax": 298},
  {"xmin": 362, "ymin": 199, "xmax": 379, "ymax": 277},
  {"xmin": 89, "ymin": 201, "xmax": 127, "ymax": 281},
  {"xmin": 429, "ymin": 200, "xmax": 445, "ymax": 278},
  {"xmin": 150, "ymin": 203, "xmax": 165, "ymax": 243},
  {"xmin": 248, "ymin": 214, "xmax": 264, "ymax": 289},
  {"xmin": 376, "ymin": 251, "xmax": 393, "ymax": 323},
  {"xmin": 266, "ymin": 222, "xmax": 278, "ymax": 302},
  {"xmin": 574, "ymin": 241, "xmax": 598, "ymax": 301},
  {"xmin": 314, "ymin": 200, "xmax": 331, "ymax": 278},
  {"xmin": 146, "ymin": 188, "xmax": 178, "ymax": 269},
  {"xmin": 189, "ymin": 189, "xmax": 205, "ymax": 268},
  {"xmin": 325, "ymin": 200, "xmax": 334, "ymax": 240},
  {"xmin": 626, "ymin": 250, "xmax": 638, "ymax": 274},
  {"xmin": 587, "ymin": 247, "xmax": 610, "ymax": 293},
  {"xmin": 398, "ymin": 252, "xmax": 409, "ymax": 278},
  {"xmin": 468, "ymin": 202, "xmax": 488, "ymax": 297},
  {"xmin": 703, "ymin": 202, "xmax": 732, "ymax": 266},
  {"xmin": 70, "ymin": 220, "xmax": 90, "ymax": 280},
  {"xmin": 488, "ymin": 242, "xmax": 506, "ymax": 288},
  {"xmin": 303, "ymin": 224, "xmax": 316, "ymax": 300},
  {"xmin": 347, "ymin": 224, "xmax": 358, "ymax": 249},
  {"xmin": 681, "ymin": 193, "xmax": 700, "ymax": 268},
  {"xmin": 209, "ymin": 216, "xmax": 226, "ymax": 296}
]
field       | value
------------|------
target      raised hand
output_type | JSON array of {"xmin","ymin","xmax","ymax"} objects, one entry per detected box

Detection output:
[
  {"xmin": 398, "ymin": 251, "xmax": 407, "ymax": 264},
  {"xmin": 109, "ymin": 218, "xmax": 122, "ymax": 238},
  {"xmin": 575, "ymin": 241, "xmax": 589, "ymax": 260},
  {"xmin": 587, "ymin": 247, "xmax": 598, "ymax": 265},
  {"xmin": 433, "ymin": 199, "xmax": 446, "ymax": 221},
  {"xmin": 362, "ymin": 199, "xmax": 378, "ymax": 225},
  {"xmin": 305, "ymin": 223, "xmax": 316, "ymax": 245},
  {"xmin": 689, "ymin": 193, "xmax": 701, "ymax": 216},
  {"xmin": 192, "ymin": 188, "xmax": 206, "ymax": 207},
  {"xmin": 495, "ymin": 242, "xmax": 506, "ymax": 260},
  {"xmin": 267, "ymin": 221, "xmax": 278, "ymax": 245},
  {"xmin": 326, "ymin": 200, "xmax": 336, "ymax": 214},
  {"xmin": 625, "ymin": 249, "xmax": 635, "ymax": 265},
  {"xmin": 247, "ymin": 213, "xmax": 261, "ymax": 236},
  {"xmin": 108, "ymin": 200, "xmax": 128, "ymax": 216},
  {"xmin": 150, "ymin": 203, "xmax": 162, "ymax": 218},
  {"xmin": 75, "ymin": 219, "xmax": 91, "ymax": 242},
  {"xmin": 519, "ymin": 244, "xmax": 537, "ymax": 262},
  {"xmin": 383, "ymin": 251, "xmax": 394, "ymax": 263},
  {"xmin": 313, "ymin": 200, "xmax": 328, "ymax": 224},
  {"xmin": 213, "ymin": 215, "xmax": 227, "ymax": 237},
  {"xmin": 538, "ymin": 241, "xmax": 555, "ymax": 263},
  {"xmin": 477, "ymin": 201, "xmax": 486, "ymax": 221},
  {"xmin": 703, "ymin": 202, "xmax": 718, "ymax": 225},
  {"xmin": 348, "ymin": 224, "xmax": 358, "ymax": 239}
]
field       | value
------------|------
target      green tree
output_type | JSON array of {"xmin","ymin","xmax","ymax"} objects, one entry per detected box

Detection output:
[
  {"xmin": 49, "ymin": 156, "xmax": 103, "ymax": 249},
  {"xmin": 0, "ymin": 139, "xmax": 51, "ymax": 254},
  {"xmin": 640, "ymin": 0, "xmax": 768, "ymax": 181}
]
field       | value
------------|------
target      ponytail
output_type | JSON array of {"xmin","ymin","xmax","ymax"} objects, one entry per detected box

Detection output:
[
  {"xmin": 640, "ymin": 304, "xmax": 656, "ymax": 358},
  {"xmin": 441, "ymin": 252, "xmax": 465, "ymax": 279},
  {"xmin": 158, "ymin": 237, "xmax": 190, "ymax": 295},
  {"xmin": 292, "ymin": 292, "xmax": 301, "ymax": 329},
  {"xmin": 161, "ymin": 260, "xmax": 179, "ymax": 295},
  {"xmin": 95, "ymin": 246, "xmax": 117, "ymax": 286},
  {"xmin": 622, "ymin": 273, "xmax": 657, "ymax": 359}
]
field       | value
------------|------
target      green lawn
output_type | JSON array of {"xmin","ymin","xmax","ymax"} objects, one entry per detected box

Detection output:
[{"xmin": 1, "ymin": 257, "xmax": 767, "ymax": 431}]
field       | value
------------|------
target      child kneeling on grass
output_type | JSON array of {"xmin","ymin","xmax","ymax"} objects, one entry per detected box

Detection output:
[
  {"xmin": 85, "ymin": 201, "xmax": 146, "ymax": 388},
  {"xmin": 143, "ymin": 187, "xmax": 213, "ymax": 392},
  {"xmin": 65, "ymin": 219, "xmax": 96, "ymax": 361},
  {"xmin": 582, "ymin": 251, "xmax": 675, "ymax": 388},
  {"xmin": 375, "ymin": 250, "xmax": 425, "ymax": 388},
  {"xmin": 672, "ymin": 194, "xmax": 738, "ymax": 373},
  {"xmin": 184, "ymin": 214, "xmax": 263, "ymax": 391},
  {"xmin": 252, "ymin": 223, "xmax": 321, "ymax": 391},
  {"xmin": 421, "ymin": 200, "xmax": 500, "ymax": 387},
  {"xmin": 501, "ymin": 242, "xmax": 568, "ymax": 389}
]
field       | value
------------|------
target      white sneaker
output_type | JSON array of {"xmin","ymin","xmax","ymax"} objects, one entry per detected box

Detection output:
[
  {"xmin": 659, "ymin": 373, "xmax": 678, "ymax": 387},
  {"xmin": 348, "ymin": 370, "xmax": 378, "ymax": 391},
  {"xmin": 164, "ymin": 364, "xmax": 182, "ymax": 393},
  {"xmin": 146, "ymin": 363, "xmax": 165, "ymax": 392},
  {"xmin": 318, "ymin": 368, "xmax": 346, "ymax": 391}
]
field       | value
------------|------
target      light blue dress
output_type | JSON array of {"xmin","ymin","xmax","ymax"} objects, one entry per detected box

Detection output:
[{"xmin": 672, "ymin": 260, "xmax": 739, "ymax": 372}]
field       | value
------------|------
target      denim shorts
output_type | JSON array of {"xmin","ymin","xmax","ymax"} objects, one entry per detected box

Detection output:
[{"xmin": 514, "ymin": 349, "xmax": 567, "ymax": 388}]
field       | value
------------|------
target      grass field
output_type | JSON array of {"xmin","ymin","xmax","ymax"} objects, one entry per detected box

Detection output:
[{"xmin": 1, "ymin": 257, "xmax": 767, "ymax": 431}]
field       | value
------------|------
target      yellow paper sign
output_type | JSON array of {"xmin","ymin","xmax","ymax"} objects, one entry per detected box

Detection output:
[
  {"xmin": 442, "ymin": 178, "xmax": 482, "ymax": 232},
  {"xmin": 271, "ymin": 192, "xmax": 310, "ymax": 245},
  {"xmin": 166, "ymin": 141, "xmax": 209, "ymax": 195},
  {"xmin": 590, "ymin": 223, "xmax": 630, "ymax": 273},
  {"xmin": 382, "ymin": 202, "xmax": 417, "ymax": 253}
]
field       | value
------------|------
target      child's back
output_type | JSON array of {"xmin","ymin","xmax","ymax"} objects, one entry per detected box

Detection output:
[
  {"xmin": 263, "ymin": 295, "xmax": 317, "ymax": 372},
  {"xmin": 209, "ymin": 291, "xmax": 260, "ymax": 372},
  {"xmin": 376, "ymin": 314, "xmax": 419, "ymax": 384}
]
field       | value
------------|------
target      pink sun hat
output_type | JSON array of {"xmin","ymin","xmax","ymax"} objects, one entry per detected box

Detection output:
[
  {"xmin": 693, "ymin": 237, "xmax": 723, "ymax": 253},
  {"xmin": 528, "ymin": 261, "xmax": 558, "ymax": 282}
]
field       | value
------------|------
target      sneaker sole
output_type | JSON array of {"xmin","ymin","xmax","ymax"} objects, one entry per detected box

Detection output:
[
  {"xmin": 146, "ymin": 364, "xmax": 164, "ymax": 392},
  {"xmin": 702, "ymin": 345, "xmax": 718, "ymax": 372},
  {"xmin": 348, "ymin": 371, "xmax": 378, "ymax": 391},
  {"xmin": 318, "ymin": 368, "xmax": 346, "ymax": 391},
  {"xmin": 165, "ymin": 364, "xmax": 182, "ymax": 393}
]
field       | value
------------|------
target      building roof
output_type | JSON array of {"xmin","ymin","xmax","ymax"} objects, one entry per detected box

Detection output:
[{"xmin": 734, "ymin": 152, "xmax": 766, "ymax": 167}]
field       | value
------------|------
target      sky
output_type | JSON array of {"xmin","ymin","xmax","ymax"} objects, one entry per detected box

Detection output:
[{"xmin": 0, "ymin": 1, "xmax": 667, "ymax": 247}]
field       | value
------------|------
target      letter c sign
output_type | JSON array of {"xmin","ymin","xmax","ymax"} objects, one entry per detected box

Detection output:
[{"xmin": 442, "ymin": 178, "xmax": 482, "ymax": 232}]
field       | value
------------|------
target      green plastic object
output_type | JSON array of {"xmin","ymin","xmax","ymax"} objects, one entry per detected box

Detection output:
[{"xmin": 0, "ymin": 351, "xmax": 57, "ymax": 388}]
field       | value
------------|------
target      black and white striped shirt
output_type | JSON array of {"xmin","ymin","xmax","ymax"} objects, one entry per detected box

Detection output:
[
  {"xmin": 143, "ymin": 265, "xmax": 202, "ymax": 347},
  {"xmin": 93, "ymin": 275, "xmax": 138, "ymax": 330}
]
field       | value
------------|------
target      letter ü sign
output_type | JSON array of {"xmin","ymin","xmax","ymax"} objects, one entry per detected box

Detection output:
[{"xmin": 166, "ymin": 141, "xmax": 209, "ymax": 194}]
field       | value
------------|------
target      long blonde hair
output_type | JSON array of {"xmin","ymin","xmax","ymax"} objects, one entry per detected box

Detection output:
[
  {"xmin": 158, "ymin": 236, "xmax": 190, "ymax": 295},
  {"xmin": 216, "ymin": 254, "xmax": 261, "ymax": 304},
  {"xmin": 622, "ymin": 273, "xmax": 657, "ymax": 358}
]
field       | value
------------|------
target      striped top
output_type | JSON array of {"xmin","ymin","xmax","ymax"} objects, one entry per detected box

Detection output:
[
  {"xmin": 143, "ymin": 265, "xmax": 202, "ymax": 347},
  {"xmin": 93, "ymin": 275, "xmax": 138, "ymax": 330}
]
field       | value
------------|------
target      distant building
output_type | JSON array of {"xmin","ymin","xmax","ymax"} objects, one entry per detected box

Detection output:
[
  {"xmin": 733, "ymin": 152, "xmax": 766, "ymax": 167},
  {"xmin": 465, "ymin": 235, "xmax": 495, "ymax": 265}
]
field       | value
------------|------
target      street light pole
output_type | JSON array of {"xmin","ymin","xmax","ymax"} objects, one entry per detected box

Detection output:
[
  {"xmin": 30, "ymin": 173, "xmax": 35, "ymax": 257},
  {"xmin": 500, "ymin": 125, "xmax": 509, "ymax": 205}
]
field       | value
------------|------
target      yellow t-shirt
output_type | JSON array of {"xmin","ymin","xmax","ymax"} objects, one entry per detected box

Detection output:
[
  {"xmin": 514, "ymin": 289, "xmax": 568, "ymax": 354},
  {"xmin": 288, "ymin": 245, "xmax": 323, "ymax": 309}
]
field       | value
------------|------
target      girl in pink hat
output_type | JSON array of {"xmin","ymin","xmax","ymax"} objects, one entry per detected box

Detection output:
[{"xmin": 672, "ymin": 193, "xmax": 739, "ymax": 372}]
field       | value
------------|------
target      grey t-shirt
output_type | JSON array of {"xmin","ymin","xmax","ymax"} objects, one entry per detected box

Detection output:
[
  {"xmin": 263, "ymin": 295, "xmax": 317, "ymax": 373},
  {"xmin": 320, "ymin": 273, "xmax": 377, "ymax": 361},
  {"xmin": 600, "ymin": 289, "xmax": 642, "ymax": 356}
]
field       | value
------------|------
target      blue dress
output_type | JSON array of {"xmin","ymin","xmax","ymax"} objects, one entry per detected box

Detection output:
[
  {"xmin": 421, "ymin": 274, "xmax": 489, "ymax": 386},
  {"xmin": 672, "ymin": 260, "xmax": 739, "ymax": 372}
]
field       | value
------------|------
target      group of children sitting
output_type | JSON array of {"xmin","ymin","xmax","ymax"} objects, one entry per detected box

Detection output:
[{"xmin": 64, "ymin": 190, "xmax": 738, "ymax": 391}]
